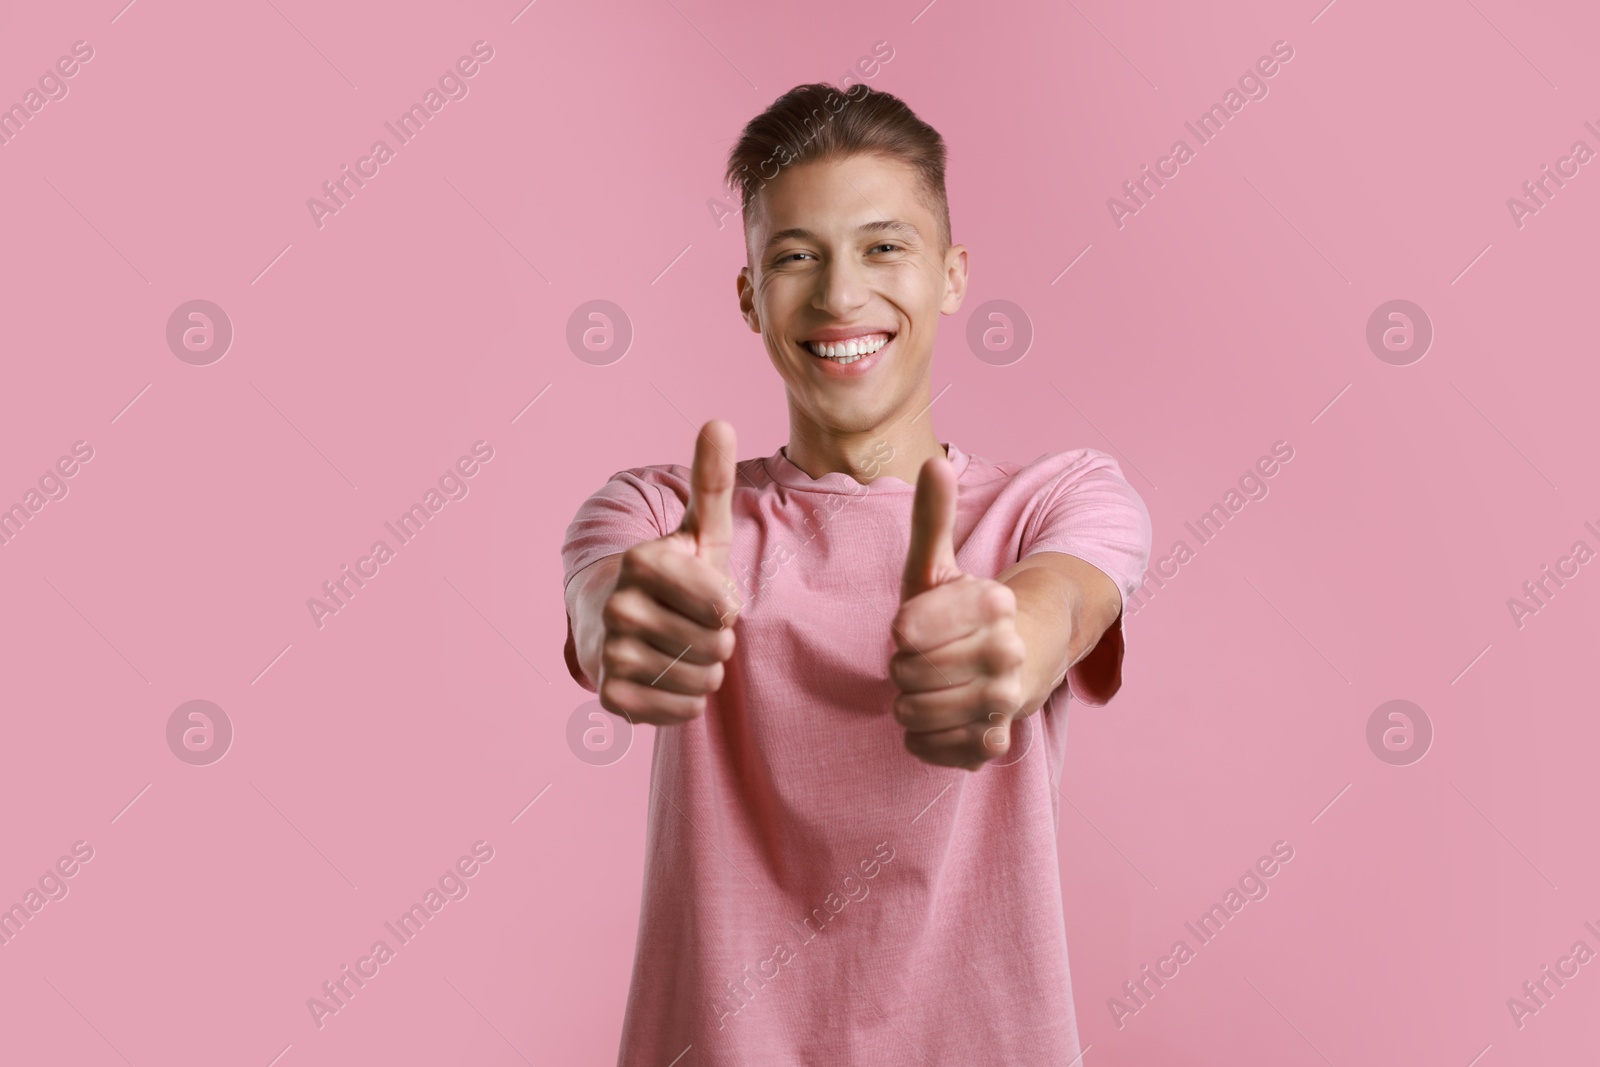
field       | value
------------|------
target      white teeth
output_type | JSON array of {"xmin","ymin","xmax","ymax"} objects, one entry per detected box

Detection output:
[{"xmin": 805, "ymin": 335, "xmax": 891, "ymax": 362}]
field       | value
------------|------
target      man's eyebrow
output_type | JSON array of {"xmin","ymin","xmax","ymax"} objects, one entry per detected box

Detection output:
[{"xmin": 762, "ymin": 219, "xmax": 923, "ymax": 253}]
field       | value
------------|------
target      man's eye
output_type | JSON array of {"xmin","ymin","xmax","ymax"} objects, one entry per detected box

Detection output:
[
  {"xmin": 776, "ymin": 251, "xmax": 813, "ymax": 264},
  {"xmin": 870, "ymin": 243, "xmax": 900, "ymax": 254}
]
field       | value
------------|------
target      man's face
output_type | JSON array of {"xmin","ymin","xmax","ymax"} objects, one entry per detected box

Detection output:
[{"xmin": 737, "ymin": 153, "xmax": 967, "ymax": 437}]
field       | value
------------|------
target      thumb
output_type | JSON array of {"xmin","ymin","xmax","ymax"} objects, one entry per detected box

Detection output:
[
  {"xmin": 680, "ymin": 419, "xmax": 736, "ymax": 575},
  {"xmin": 901, "ymin": 454, "xmax": 961, "ymax": 601}
]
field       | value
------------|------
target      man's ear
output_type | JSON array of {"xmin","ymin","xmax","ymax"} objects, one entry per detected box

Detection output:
[
  {"xmin": 737, "ymin": 267, "xmax": 761, "ymax": 332},
  {"xmin": 940, "ymin": 243, "xmax": 970, "ymax": 315}
]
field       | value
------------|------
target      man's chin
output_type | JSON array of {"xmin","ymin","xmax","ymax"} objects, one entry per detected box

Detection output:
[{"xmin": 791, "ymin": 392, "xmax": 907, "ymax": 438}]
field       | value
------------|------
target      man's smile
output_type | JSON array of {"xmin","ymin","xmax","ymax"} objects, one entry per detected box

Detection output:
[{"xmin": 800, "ymin": 326, "xmax": 897, "ymax": 370}]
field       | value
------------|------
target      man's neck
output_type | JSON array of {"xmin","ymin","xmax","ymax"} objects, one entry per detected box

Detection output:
[{"xmin": 783, "ymin": 411, "xmax": 947, "ymax": 486}]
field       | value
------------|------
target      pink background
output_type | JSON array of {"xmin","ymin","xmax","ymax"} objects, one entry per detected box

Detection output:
[{"xmin": 2, "ymin": 0, "xmax": 1597, "ymax": 1063}]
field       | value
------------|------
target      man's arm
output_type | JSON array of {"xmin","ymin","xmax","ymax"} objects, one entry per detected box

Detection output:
[
  {"xmin": 997, "ymin": 550, "xmax": 1123, "ymax": 716},
  {"xmin": 563, "ymin": 420, "xmax": 742, "ymax": 725},
  {"xmin": 890, "ymin": 458, "xmax": 1134, "ymax": 771}
]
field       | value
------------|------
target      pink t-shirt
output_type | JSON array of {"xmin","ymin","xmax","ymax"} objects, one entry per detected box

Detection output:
[{"xmin": 561, "ymin": 441, "xmax": 1152, "ymax": 1066}]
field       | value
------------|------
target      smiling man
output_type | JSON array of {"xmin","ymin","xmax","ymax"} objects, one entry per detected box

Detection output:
[{"xmin": 561, "ymin": 84, "xmax": 1152, "ymax": 1065}]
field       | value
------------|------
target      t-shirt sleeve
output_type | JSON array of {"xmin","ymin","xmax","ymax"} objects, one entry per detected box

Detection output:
[
  {"xmin": 1018, "ymin": 449, "xmax": 1153, "ymax": 707},
  {"xmin": 559, "ymin": 469, "xmax": 677, "ymax": 690}
]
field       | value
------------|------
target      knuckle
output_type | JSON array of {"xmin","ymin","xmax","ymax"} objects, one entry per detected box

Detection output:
[
  {"xmin": 697, "ymin": 660, "xmax": 726, "ymax": 694},
  {"xmin": 887, "ymin": 654, "xmax": 911, "ymax": 689},
  {"xmin": 605, "ymin": 636, "xmax": 646, "ymax": 676},
  {"xmin": 657, "ymin": 657, "xmax": 717, "ymax": 696},
  {"xmin": 619, "ymin": 544, "xmax": 662, "ymax": 585},
  {"xmin": 985, "ymin": 679, "xmax": 1023, "ymax": 714},
  {"xmin": 990, "ymin": 632, "xmax": 1027, "ymax": 672},
  {"xmin": 617, "ymin": 545, "xmax": 646, "ymax": 578},
  {"xmin": 597, "ymin": 677, "xmax": 628, "ymax": 715},
  {"xmin": 982, "ymin": 581, "xmax": 1017, "ymax": 618},
  {"xmin": 601, "ymin": 590, "xmax": 641, "ymax": 633}
]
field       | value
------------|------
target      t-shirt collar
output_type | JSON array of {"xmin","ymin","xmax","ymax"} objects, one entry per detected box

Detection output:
[{"xmin": 762, "ymin": 441, "xmax": 970, "ymax": 493}]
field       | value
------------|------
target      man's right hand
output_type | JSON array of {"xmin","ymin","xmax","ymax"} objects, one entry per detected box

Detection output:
[{"xmin": 595, "ymin": 419, "xmax": 741, "ymax": 725}]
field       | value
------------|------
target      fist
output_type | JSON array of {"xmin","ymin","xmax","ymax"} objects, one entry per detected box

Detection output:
[
  {"xmin": 597, "ymin": 420, "xmax": 742, "ymax": 726},
  {"xmin": 890, "ymin": 454, "xmax": 1028, "ymax": 771}
]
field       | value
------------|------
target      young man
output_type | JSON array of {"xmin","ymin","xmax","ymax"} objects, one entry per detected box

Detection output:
[{"xmin": 562, "ymin": 83, "xmax": 1152, "ymax": 1065}]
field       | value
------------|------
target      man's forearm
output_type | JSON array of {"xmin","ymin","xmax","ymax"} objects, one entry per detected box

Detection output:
[{"xmin": 999, "ymin": 551, "xmax": 1123, "ymax": 715}]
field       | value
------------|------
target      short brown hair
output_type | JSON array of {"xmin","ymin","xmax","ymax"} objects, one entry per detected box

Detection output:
[{"xmin": 724, "ymin": 83, "xmax": 951, "ymax": 251}]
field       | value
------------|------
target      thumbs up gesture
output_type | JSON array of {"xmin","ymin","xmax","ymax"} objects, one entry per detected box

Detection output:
[
  {"xmin": 596, "ymin": 420, "xmax": 742, "ymax": 726},
  {"xmin": 891, "ymin": 454, "xmax": 1029, "ymax": 770}
]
